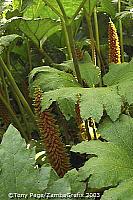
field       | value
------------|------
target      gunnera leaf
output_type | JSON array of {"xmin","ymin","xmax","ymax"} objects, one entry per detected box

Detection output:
[
  {"xmin": 0, "ymin": 34, "xmax": 21, "ymax": 55},
  {"xmin": 59, "ymin": 59, "xmax": 100, "ymax": 87},
  {"xmin": 41, "ymin": 86, "xmax": 122, "ymax": 122},
  {"xmin": 29, "ymin": 66, "xmax": 80, "ymax": 96},
  {"xmin": 71, "ymin": 115, "xmax": 133, "ymax": 197},
  {"xmin": 101, "ymin": 177, "xmax": 133, "ymax": 200},
  {"xmin": 0, "ymin": 124, "xmax": 58, "ymax": 199},
  {"xmin": 103, "ymin": 59, "xmax": 133, "ymax": 86}
]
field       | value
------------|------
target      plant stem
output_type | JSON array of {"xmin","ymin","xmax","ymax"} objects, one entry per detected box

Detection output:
[
  {"xmin": 67, "ymin": 24, "xmax": 82, "ymax": 85},
  {"xmin": 61, "ymin": 19, "xmax": 72, "ymax": 60},
  {"xmin": 55, "ymin": 0, "xmax": 82, "ymax": 85},
  {"xmin": 0, "ymin": 94, "xmax": 28, "ymax": 142},
  {"xmin": 93, "ymin": 7, "xmax": 101, "ymax": 67},
  {"xmin": 94, "ymin": 42, "xmax": 106, "ymax": 77},
  {"xmin": 56, "ymin": 0, "xmax": 67, "ymax": 21},
  {"xmin": 0, "ymin": 66, "xmax": 10, "ymax": 103},
  {"xmin": 11, "ymin": 88, "xmax": 31, "ymax": 139},
  {"xmin": 118, "ymin": 0, "xmax": 124, "ymax": 62},
  {"xmin": 38, "ymin": 47, "xmax": 54, "ymax": 65},
  {"xmin": 7, "ymin": 50, "xmax": 12, "ymax": 70},
  {"xmin": 0, "ymin": 56, "xmax": 35, "ymax": 122},
  {"xmin": 43, "ymin": 0, "xmax": 82, "ymax": 84},
  {"xmin": 84, "ymin": 9, "xmax": 96, "ymax": 64},
  {"xmin": 43, "ymin": 0, "xmax": 72, "ymax": 60},
  {"xmin": 26, "ymin": 38, "xmax": 32, "ymax": 72}
]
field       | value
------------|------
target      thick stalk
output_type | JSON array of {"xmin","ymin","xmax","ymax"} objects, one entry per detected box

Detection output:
[
  {"xmin": 7, "ymin": 50, "xmax": 12, "ymax": 70},
  {"xmin": 93, "ymin": 7, "xmax": 101, "ymax": 67},
  {"xmin": 118, "ymin": 0, "xmax": 124, "ymax": 62},
  {"xmin": 26, "ymin": 38, "xmax": 32, "ymax": 72},
  {"xmin": 61, "ymin": 19, "xmax": 72, "ymax": 60},
  {"xmin": 0, "ymin": 66, "xmax": 10, "ymax": 103},
  {"xmin": 0, "ymin": 56, "xmax": 35, "ymax": 121},
  {"xmin": 84, "ymin": 9, "xmax": 96, "ymax": 64},
  {"xmin": 43, "ymin": 0, "xmax": 72, "ymax": 59},
  {"xmin": 67, "ymin": 24, "xmax": 82, "ymax": 85},
  {"xmin": 38, "ymin": 47, "xmax": 54, "ymax": 66},
  {"xmin": 43, "ymin": 0, "xmax": 82, "ymax": 84},
  {"xmin": 0, "ymin": 94, "xmax": 28, "ymax": 142},
  {"xmin": 56, "ymin": 0, "xmax": 67, "ymax": 21},
  {"xmin": 94, "ymin": 42, "xmax": 106, "ymax": 76},
  {"xmin": 56, "ymin": 0, "xmax": 82, "ymax": 85},
  {"xmin": 11, "ymin": 88, "xmax": 31, "ymax": 139}
]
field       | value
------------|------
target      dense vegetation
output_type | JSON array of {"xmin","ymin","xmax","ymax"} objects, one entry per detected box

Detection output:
[{"xmin": 0, "ymin": 0, "xmax": 133, "ymax": 199}]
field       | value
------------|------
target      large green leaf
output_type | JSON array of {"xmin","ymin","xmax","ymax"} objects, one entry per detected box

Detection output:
[
  {"xmin": 29, "ymin": 61, "xmax": 133, "ymax": 122},
  {"xmin": 0, "ymin": 34, "xmax": 21, "ymax": 55},
  {"xmin": 19, "ymin": 18, "xmax": 61, "ymax": 47},
  {"xmin": 13, "ymin": 0, "xmax": 33, "ymax": 12},
  {"xmin": 23, "ymin": 0, "xmax": 58, "ymax": 19},
  {"xmin": 64, "ymin": 169, "xmax": 86, "ymax": 193},
  {"xmin": 118, "ymin": 80, "xmax": 133, "ymax": 105},
  {"xmin": 103, "ymin": 59, "xmax": 133, "ymax": 86},
  {"xmin": 0, "ymin": 124, "xmax": 58, "ymax": 199},
  {"xmin": 29, "ymin": 66, "xmax": 80, "ymax": 96},
  {"xmin": 40, "ymin": 85, "xmax": 122, "ymax": 122},
  {"xmin": 101, "ymin": 178, "xmax": 133, "ymax": 200},
  {"xmin": 46, "ymin": 178, "xmax": 71, "ymax": 200},
  {"xmin": 46, "ymin": 169, "xmax": 86, "ymax": 200},
  {"xmin": 103, "ymin": 60, "xmax": 133, "ymax": 105},
  {"xmin": 71, "ymin": 115, "xmax": 133, "ymax": 196},
  {"xmin": 3, "ymin": 17, "xmax": 61, "ymax": 47},
  {"xmin": 59, "ymin": 57, "xmax": 101, "ymax": 87},
  {"xmin": 43, "ymin": 0, "xmax": 86, "ymax": 18},
  {"xmin": 14, "ymin": 0, "xmax": 87, "ymax": 19}
]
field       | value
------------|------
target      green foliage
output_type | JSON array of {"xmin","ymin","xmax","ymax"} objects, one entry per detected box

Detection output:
[
  {"xmin": 19, "ymin": 18, "xmax": 60, "ymax": 47},
  {"xmin": 3, "ymin": 17, "xmax": 61, "ymax": 47},
  {"xmin": 30, "ymin": 60, "xmax": 133, "ymax": 122},
  {"xmin": 64, "ymin": 169, "xmax": 86, "ymax": 193},
  {"xmin": 101, "ymin": 178, "xmax": 133, "ymax": 200},
  {"xmin": 42, "ymin": 0, "xmax": 85, "ymax": 18},
  {"xmin": 13, "ymin": 0, "xmax": 87, "ymax": 19},
  {"xmin": 0, "ymin": 34, "xmax": 21, "ymax": 55},
  {"xmin": 29, "ymin": 66, "xmax": 80, "ymax": 95},
  {"xmin": 13, "ymin": 0, "xmax": 34, "ymax": 12},
  {"xmin": 38, "ymin": 85, "xmax": 122, "ymax": 122},
  {"xmin": 0, "ymin": 124, "xmax": 59, "ymax": 199},
  {"xmin": 71, "ymin": 114, "xmax": 133, "ymax": 198},
  {"xmin": 59, "ymin": 55, "xmax": 101, "ymax": 87},
  {"xmin": 0, "ymin": 124, "xmax": 90, "ymax": 200},
  {"xmin": 98, "ymin": 0, "xmax": 116, "ymax": 18},
  {"xmin": 23, "ymin": 0, "xmax": 58, "ymax": 19},
  {"xmin": 103, "ymin": 59, "xmax": 133, "ymax": 86}
]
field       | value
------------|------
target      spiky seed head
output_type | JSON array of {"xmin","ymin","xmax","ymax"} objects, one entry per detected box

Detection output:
[
  {"xmin": 108, "ymin": 20, "xmax": 121, "ymax": 64},
  {"xmin": 33, "ymin": 88, "xmax": 70, "ymax": 177}
]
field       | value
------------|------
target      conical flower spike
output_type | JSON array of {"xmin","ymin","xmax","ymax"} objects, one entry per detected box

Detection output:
[{"xmin": 108, "ymin": 19, "xmax": 121, "ymax": 64}]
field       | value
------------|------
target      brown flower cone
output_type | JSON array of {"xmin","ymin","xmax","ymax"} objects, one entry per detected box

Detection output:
[
  {"xmin": 34, "ymin": 88, "xmax": 70, "ymax": 177},
  {"xmin": 108, "ymin": 20, "xmax": 121, "ymax": 64}
]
